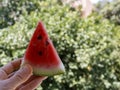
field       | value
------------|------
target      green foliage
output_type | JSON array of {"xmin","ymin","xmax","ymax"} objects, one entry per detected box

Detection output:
[
  {"xmin": 0, "ymin": 0, "xmax": 40, "ymax": 29},
  {"xmin": 0, "ymin": 0, "xmax": 120, "ymax": 90},
  {"xmin": 101, "ymin": 0, "xmax": 120, "ymax": 25}
]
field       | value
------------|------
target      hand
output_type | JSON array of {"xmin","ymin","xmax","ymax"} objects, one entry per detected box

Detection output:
[{"xmin": 0, "ymin": 58, "xmax": 47, "ymax": 90}]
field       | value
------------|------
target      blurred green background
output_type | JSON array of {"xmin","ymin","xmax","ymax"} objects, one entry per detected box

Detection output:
[{"xmin": 0, "ymin": 0, "xmax": 120, "ymax": 90}]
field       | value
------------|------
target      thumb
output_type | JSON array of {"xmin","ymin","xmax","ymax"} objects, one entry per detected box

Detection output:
[{"xmin": 6, "ymin": 64, "xmax": 33, "ymax": 89}]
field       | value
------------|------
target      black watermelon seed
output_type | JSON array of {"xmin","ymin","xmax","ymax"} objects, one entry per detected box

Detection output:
[
  {"xmin": 37, "ymin": 35, "xmax": 42, "ymax": 40},
  {"xmin": 45, "ymin": 40, "xmax": 49, "ymax": 46},
  {"xmin": 38, "ymin": 51, "xmax": 43, "ymax": 56}
]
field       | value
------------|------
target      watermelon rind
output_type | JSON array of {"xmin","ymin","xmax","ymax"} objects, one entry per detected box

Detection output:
[{"xmin": 21, "ymin": 59, "xmax": 65, "ymax": 76}]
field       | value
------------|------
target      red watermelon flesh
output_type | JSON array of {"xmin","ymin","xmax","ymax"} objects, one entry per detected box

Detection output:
[{"xmin": 22, "ymin": 21, "xmax": 65, "ymax": 76}]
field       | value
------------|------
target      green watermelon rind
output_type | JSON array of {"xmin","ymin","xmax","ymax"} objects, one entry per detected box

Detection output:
[
  {"xmin": 32, "ymin": 65, "xmax": 65, "ymax": 76},
  {"xmin": 21, "ymin": 59, "xmax": 65, "ymax": 76}
]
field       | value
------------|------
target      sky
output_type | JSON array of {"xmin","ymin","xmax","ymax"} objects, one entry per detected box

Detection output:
[
  {"xmin": 91, "ymin": 0, "xmax": 101, "ymax": 3},
  {"xmin": 91, "ymin": 0, "xmax": 113, "ymax": 3}
]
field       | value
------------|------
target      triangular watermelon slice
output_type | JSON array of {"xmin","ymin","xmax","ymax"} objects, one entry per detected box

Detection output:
[{"xmin": 21, "ymin": 21, "xmax": 65, "ymax": 76}]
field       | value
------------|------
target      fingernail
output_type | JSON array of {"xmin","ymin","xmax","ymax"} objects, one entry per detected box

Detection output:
[
  {"xmin": 43, "ymin": 76, "xmax": 48, "ymax": 80},
  {"xmin": 40, "ymin": 76, "xmax": 48, "ymax": 80}
]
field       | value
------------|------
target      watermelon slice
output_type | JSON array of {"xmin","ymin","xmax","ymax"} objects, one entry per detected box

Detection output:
[{"xmin": 21, "ymin": 21, "xmax": 65, "ymax": 76}]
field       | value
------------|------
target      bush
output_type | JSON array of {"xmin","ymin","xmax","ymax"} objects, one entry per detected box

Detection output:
[
  {"xmin": 101, "ymin": 0, "xmax": 120, "ymax": 25},
  {"xmin": 0, "ymin": 0, "xmax": 40, "ymax": 29},
  {"xmin": 0, "ymin": 0, "xmax": 120, "ymax": 90}
]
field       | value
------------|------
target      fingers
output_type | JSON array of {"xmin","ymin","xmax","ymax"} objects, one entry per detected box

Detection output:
[
  {"xmin": 19, "ymin": 76, "xmax": 47, "ymax": 90},
  {"xmin": 0, "ymin": 68, "xmax": 8, "ymax": 80},
  {"xmin": 5, "ymin": 64, "xmax": 33, "ymax": 89},
  {"xmin": 0, "ymin": 58, "xmax": 21, "ymax": 80}
]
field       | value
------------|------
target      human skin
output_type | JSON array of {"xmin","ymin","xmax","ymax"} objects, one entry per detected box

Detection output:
[{"xmin": 0, "ymin": 58, "xmax": 47, "ymax": 90}]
